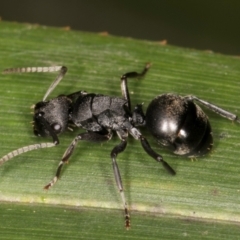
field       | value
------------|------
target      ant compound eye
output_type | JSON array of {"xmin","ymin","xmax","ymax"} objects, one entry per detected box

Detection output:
[{"xmin": 51, "ymin": 123, "xmax": 62, "ymax": 133}]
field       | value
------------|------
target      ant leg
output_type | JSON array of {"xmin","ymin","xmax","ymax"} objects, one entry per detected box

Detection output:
[
  {"xmin": 3, "ymin": 66, "xmax": 67, "ymax": 101},
  {"xmin": 140, "ymin": 136, "xmax": 176, "ymax": 175},
  {"xmin": 121, "ymin": 63, "xmax": 151, "ymax": 111},
  {"xmin": 187, "ymin": 95, "xmax": 240, "ymax": 123},
  {"xmin": 129, "ymin": 127, "xmax": 176, "ymax": 175},
  {"xmin": 111, "ymin": 131, "xmax": 130, "ymax": 229},
  {"xmin": 44, "ymin": 131, "xmax": 112, "ymax": 189}
]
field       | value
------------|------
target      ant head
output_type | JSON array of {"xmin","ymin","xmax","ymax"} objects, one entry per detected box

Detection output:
[{"xmin": 33, "ymin": 95, "xmax": 72, "ymax": 138}]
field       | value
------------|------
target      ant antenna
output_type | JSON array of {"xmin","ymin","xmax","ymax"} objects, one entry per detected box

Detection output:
[
  {"xmin": 3, "ymin": 66, "xmax": 67, "ymax": 101},
  {"xmin": 0, "ymin": 142, "xmax": 56, "ymax": 166}
]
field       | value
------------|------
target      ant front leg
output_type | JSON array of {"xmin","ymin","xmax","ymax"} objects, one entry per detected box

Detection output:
[
  {"xmin": 44, "ymin": 131, "xmax": 112, "ymax": 189},
  {"xmin": 121, "ymin": 63, "xmax": 151, "ymax": 111}
]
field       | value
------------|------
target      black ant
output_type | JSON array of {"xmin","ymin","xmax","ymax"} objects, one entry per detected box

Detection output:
[{"xmin": 1, "ymin": 64, "xmax": 239, "ymax": 229}]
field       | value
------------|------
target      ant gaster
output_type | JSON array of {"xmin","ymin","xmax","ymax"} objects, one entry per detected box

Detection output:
[{"xmin": 1, "ymin": 64, "xmax": 239, "ymax": 229}]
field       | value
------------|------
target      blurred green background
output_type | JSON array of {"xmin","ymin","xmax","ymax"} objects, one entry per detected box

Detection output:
[{"xmin": 0, "ymin": 0, "xmax": 239, "ymax": 55}]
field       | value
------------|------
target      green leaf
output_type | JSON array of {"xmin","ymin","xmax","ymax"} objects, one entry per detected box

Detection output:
[{"xmin": 0, "ymin": 21, "xmax": 240, "ymax": 239}]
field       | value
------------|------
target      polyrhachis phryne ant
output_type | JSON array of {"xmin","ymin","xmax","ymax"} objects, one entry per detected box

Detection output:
[{"xmin": 1, "ymin": 63, "xmax": 239, "ymax": 229}]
